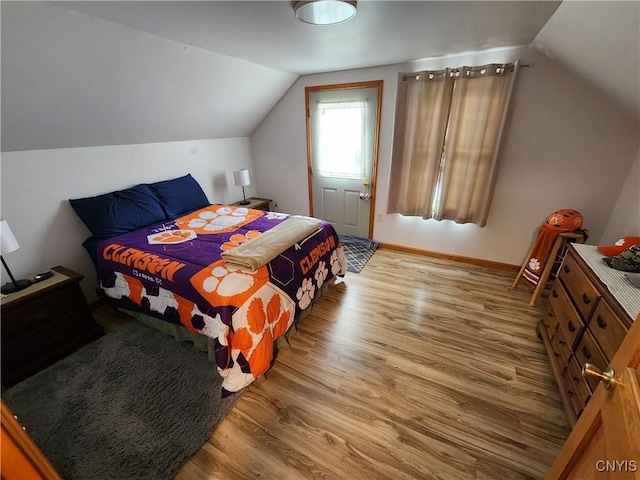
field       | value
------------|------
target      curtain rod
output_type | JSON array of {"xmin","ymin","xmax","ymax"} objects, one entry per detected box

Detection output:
[{"xmin": 401, "ymin": 63, "xmax": 532, "ymax": 81}]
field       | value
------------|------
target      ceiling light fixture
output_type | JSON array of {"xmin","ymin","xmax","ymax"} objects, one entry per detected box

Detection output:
[{"xmin": 294, "ymin": 0, "xmax": 357, "ymax": 26}]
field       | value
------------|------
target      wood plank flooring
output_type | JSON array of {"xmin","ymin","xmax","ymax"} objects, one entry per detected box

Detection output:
[{"xmin": 95, "ymin": 248, "xmax": 571, "ymax": 479}]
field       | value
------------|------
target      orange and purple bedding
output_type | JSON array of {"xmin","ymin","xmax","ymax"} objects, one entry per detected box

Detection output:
[{"xmin": 96, "ymin": 205, "xmax": 347, "ymax": 395}]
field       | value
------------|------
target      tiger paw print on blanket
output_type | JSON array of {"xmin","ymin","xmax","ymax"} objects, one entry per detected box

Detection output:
[
  {"xmin": 147, "ymin": 229, "xmax": 196, "ymax": 244},
  {"xmin": 221, "ymin": 230, "xmax": 262, "ymax": 251},
  {"xmin": 191, "ymin": 259, "xmax": 295, "ymax": 392},
  {"xmin": 182, "ymin": 206, "xmax": 263, "ymax": 235},
  {"xmin": 224, "ymin": 290, "xmax": 295, "ymax": 391}
]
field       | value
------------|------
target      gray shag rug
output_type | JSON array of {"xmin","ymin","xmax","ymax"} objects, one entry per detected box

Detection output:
[{"xmin": 3, "ymin": 320, "xmax": 243, "ymax": 480}]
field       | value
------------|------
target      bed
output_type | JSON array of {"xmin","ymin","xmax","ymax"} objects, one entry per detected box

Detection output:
[{"xmin": 70, "ymin": 174, "xmax": 347, "ymax": 395}]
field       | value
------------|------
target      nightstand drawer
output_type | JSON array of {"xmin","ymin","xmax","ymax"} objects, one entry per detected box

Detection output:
[
  {"xmin": 2, "ymin": 309, "xmax": 88, "ymax": 375},
  {"xmin": 2, "ymin": 286, "xmax": 79, "ymax": 341}
]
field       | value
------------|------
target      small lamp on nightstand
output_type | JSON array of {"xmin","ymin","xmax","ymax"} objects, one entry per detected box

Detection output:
[
  {"xmin": 0, "ymin": 219, "xmax": 32, "ymax": 294},
  {"xmin": 233, "ymin": 169, "xmax": 251, "ymax": 205}
]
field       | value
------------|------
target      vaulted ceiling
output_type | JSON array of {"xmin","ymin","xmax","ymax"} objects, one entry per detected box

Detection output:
[
  {"xmin": 2, "ymin": 1, "xmax": 638, "ymax": 152},
  {"xmin": 52, "ymin": 0, "xmax": 640, "ymax": 118},
  {"xmin": 52, "ymin": 1, "xmax": 562, "ymax": 75}
]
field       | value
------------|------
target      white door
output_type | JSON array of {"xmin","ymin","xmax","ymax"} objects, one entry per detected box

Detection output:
[{"xmin": 306, "ymin": 81, "xmax": 382, "ymax": 238}]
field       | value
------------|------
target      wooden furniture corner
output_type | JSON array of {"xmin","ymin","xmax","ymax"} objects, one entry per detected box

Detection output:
[
  {"xmin": 512, "ymin": 231, "xmax": 586, "ymax": 306},
  {"xmin": 1, "ymin": 266, "xmax": 103, "ymax": 387},
  {"xmin": 1, "ymin": 400, "xmax": 62, "ymax": 480},
  {"xmin": 230, "ymin": 197, "xmax": 272, "ymax": 211}
]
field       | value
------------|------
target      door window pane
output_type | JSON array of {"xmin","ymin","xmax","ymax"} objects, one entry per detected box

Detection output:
[{"xmin": 316, "ymin": 100, "xmax": 366, "ymax": 179}]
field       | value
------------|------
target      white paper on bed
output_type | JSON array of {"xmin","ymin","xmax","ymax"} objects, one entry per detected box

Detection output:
[{"xmin": 221, "ymin": 215, "xmax": 322, "ymax": 271}]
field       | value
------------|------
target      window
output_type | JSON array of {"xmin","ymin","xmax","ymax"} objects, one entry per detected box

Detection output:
[
  {"xmin": 315, "ymin": 100, "xmax": 367, "ymax": 179},
  {"xmin": 387, "ymin": 61, "xmax": 521, "ymax": 226}
]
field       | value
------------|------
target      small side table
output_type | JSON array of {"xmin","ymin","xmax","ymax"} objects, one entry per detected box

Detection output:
[
  {"xmin": 231, "ymin": 197, "xmax": 272, "ymax": 211},
  {"xmin": 1, "ymin": 266, "xmax": 103, "ymax": 386},
  {"xmin": 512, "ymin": 231, "xmax": 586, "ymax": 306}
]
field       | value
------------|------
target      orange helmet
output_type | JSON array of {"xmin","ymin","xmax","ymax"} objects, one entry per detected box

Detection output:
[{"xmin": 544, "ymin": 209, "xmax": 583, "ymax": 232}]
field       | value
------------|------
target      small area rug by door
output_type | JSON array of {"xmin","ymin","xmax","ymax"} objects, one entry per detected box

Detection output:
[
  {"xmin": 3, "ymin": 320, "xmax": 243, "ymax": 480},
  {"xmin": 339, "ymin": 235, "xmax": 379, "ymax": 273}
]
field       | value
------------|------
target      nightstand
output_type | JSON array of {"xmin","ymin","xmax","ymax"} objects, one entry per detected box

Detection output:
[
  {"xmin": 231, "ymin": 197, "xmax": 272, "ymax": 211},
  {"xmin": 1, "ymin": 266, "xmax": 103, "ymax": 386}
]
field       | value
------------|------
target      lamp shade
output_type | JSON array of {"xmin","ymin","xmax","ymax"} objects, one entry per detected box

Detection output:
[
  {"xmin": 0, "ymin": 219, "xmax": 20, "ymax": 254},
  {"xmin": 233, "ymin": 169, "xmax": 251, "ymax": 187}
]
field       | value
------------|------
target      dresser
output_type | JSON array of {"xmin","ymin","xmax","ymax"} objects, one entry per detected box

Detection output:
[
  {"xmin": 537, "ymin": 244, "xmax": 638, "ymax": 426},
  {"xmin": 1, "ymin": 266, "xmax": 103, "ymax": 386}
]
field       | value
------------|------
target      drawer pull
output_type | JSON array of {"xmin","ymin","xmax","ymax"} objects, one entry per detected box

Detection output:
[
  {"xmin": 27, "ymin": 308, "xmax": 55, "ymax": 324},
  {"xmin": 568, "ymin": 320, "xmax": 576, "ymax": 333},
  {"xmin": 558, "ymin": 339, "xmax": 566, "ymax": 345},
  {"xmin": 553, "ymin": 352, "xmax": 560, "ymax": 358},
  {"xmin": 563, "ymin": 265, "xmax": 571, "ymax": 274},
  {"xmin": 40, "ymin": 334, "xmax": 64, "ymax": 345},
  {"xmin": 581, "ymin": 293, "xmax": 591, "ymax": 305},
  {"xmin": 596, "ymin": 316, "xmax": 607, "ymax": 329},
  {"xmin": 581, "ymin": 346, "xmax": 592, "ymax": 359},
  {"xmin": 572, "ymin": 376, "xmax": 580, "ymax": 383},
  {"xmin": 552, "ymin": 290, "xmax": 558, "ymax": 298},
  {"xmin": 566, "ymin": 390, "xmax": 573, "ymax": 396}
]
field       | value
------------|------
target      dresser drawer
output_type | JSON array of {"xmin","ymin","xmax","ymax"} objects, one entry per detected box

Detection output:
[
  {"xmin": 566, "ymin": 356, "xmax": 591, "ymax": 407},
  {"xmin": 559, "ymin": 253, "xmax": 600, "ymax": 321},
  {"xmin": 549, "ymin": 282, "xmax": 584, "ymax": 349},
  {"xmin": 589, "ymin": 301, "xmax": 628, "ymax": 362},
  {"xmin": 545, "ymin": 309, "xmax": 560, "ymax": 333},
  {"xmin": 548, "ymin": 333, "xmax": 562, "ymax": 365},
  {"xmin": 574, "ymin": 329, "xmax": 607, "ymax": 393},
  {"xmin": 554, "ymin": 324, "xmax": 573, "ymax": 364},
  {"xmin": 561, "ymin": 366, "xmax": 583, "ymax": 418},
  {"xmin": 2, "ymin": 309, "xmax": 89, "ymax": 375},
  {"xmin": 2, "ymin": 286, "xmax": 79, "ymax": 341}
]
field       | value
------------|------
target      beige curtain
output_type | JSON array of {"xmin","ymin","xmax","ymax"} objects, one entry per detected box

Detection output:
[
  {"xmin": 388, "ymin": 61, "xmax": 521, "ymax": 226},
  {"xmin": 387, "ymin": 70, "xmax": 453, "ymax": 216}
]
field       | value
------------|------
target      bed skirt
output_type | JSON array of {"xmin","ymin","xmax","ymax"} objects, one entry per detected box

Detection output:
[{"xmin": 116, "ymin": 276, "xmax": 337, "ymax": 369}]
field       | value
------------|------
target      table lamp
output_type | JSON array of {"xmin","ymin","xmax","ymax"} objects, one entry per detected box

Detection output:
[
  {"xmin": 233, "ymin": 169, "xmax": 251, "ymax": 205},
  {"xmin": 1, "ymin": 219, "xmax": 32, "ymax": 294}
]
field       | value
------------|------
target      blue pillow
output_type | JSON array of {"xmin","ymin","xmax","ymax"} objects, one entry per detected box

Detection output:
[
  {"xmin": 148, "ymin": 174, "xmax": 210, "ymax": 218},
  {"xmin": 70, "ymin": 184, "xmax": 167, "ymax": 240}
]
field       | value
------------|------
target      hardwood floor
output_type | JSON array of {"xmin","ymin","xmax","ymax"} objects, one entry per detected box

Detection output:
[{"xmin": 97, "ymin": 249, "xmax": 571, "ymax": 479}]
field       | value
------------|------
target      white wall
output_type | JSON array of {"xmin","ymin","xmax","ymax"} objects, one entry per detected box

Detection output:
[
  {"xmin": 252, "ymin": 46, "xmax": 639, "ymax": 266},
  {"xmin": 0, "ymin": 138, "xmax": 258, "ymax": 301},
  {"xmin": 600, "ymin": 152, "xmax": 640, "ymax": 244}
]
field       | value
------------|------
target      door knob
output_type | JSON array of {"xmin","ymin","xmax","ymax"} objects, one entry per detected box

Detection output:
[
  {"xmin": 359, "ymin": 192, "xmax": 371, "ymax": 200},
  {"xmin": 582, "ymin": 362, "xmax": 616, "ymax": 390}
]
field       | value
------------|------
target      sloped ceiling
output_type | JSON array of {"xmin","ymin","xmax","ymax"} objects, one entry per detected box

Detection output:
[
  {"xmin": 0, "ymin": 1, "xmax": 298, "ymax": 152},
  {"xmin": 533, "ymin": 1, "xmax": 640, "ymax": 121},
  {"xmin": 2, "ymin": 1, "xmax": 638, "ymax": 152},
  {"xmin": 51, "ymin": 1, "xmax": 562, "ymax": 75}
]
